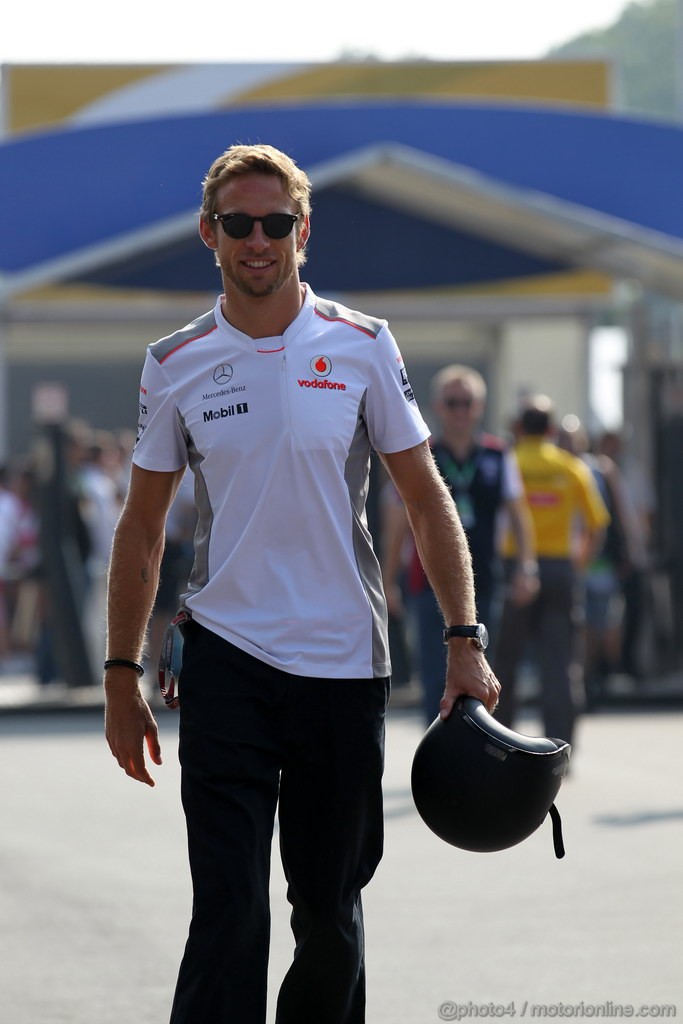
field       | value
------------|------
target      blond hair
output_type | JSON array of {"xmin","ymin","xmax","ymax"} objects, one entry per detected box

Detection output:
[
  {"xmin": 431, "ymin": 364, "xmax": 487, "ymax": 404},
  {"xmin": 200, "ymin": 144, "xmax": 312, "ymax": 267}
]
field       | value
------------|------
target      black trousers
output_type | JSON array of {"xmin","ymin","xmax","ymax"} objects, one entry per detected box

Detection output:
[
  {"xmin": 493, "ymin": 558, "xmax": 581, "ymax": 746},
  {"xmin": 169, "ymin": 621, "xmax": 389, "ymax": 1024}
]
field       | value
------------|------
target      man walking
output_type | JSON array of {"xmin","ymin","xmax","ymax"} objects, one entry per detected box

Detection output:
[
  {"xmin": 494, "ymin": 395, "xmax": 609, "ymax": 747},
  {"xmin": 103, "ymin": 143, "xmax": 500, "ymax": 1024}
]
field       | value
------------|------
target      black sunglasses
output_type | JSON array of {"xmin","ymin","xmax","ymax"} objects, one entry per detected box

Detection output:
[
  {"xmin": 444, "ymin": 397, "xmax": 473, "ymax": 409},
  {"xmin": 211, "ymin": 212, "xmax": 299, "ymax": 239}
]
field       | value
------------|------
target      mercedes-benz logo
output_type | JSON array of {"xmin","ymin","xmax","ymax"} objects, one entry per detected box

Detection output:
[{"xmin": 213, "ymin": 364, "xmax": 233, "ymax": 385}]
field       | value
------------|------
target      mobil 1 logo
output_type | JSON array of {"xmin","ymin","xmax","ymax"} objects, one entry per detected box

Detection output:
[{"xmin": 203, "ymin": 403, "xmax": 249, "ymax": 422}]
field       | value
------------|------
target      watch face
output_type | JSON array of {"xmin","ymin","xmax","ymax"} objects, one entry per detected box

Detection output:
[
  {"xmin": 443, "ymin": 623, "xmax": 490, "ymax": 648},
  {"xmin": 476, "ymin": 624, "xmax": 489, "ymax": 650}
]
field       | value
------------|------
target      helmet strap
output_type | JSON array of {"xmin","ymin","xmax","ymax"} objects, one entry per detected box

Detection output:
[{"xmin": 549, "ymin": 804, "xmax": 566, "ymax": 859}]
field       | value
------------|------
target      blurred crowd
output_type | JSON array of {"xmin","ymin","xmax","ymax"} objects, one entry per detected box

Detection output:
[
  {"xmin": 0, "ymin": 419, "xmax": 195, "ymax": 686},
  {"xmin": 555, "ymin": 418, "xmax": 654, "ymax": 702},
  {"xmin": 380, "ymin": 365, "xmax": 657, "ymax": 743},
  {"xmin": 0, "ymin": 378, "xmax": 658, "ymax": 736}
]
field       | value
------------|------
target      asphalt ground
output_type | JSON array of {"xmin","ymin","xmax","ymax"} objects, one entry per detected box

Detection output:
[{"xmin": 0, "ymin": 678, "xmax": 681, "ymax": 1024}]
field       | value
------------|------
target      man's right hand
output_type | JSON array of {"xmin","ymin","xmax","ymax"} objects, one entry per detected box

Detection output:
[{"xmin": 104, "ymin": 679, "xmax": 162, "ymax": 787}]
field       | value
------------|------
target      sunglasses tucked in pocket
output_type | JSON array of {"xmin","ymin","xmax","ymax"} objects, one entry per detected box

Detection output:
[{"xmin": 158, "ymin": 611, "xmax": 189, "ymax": 709}]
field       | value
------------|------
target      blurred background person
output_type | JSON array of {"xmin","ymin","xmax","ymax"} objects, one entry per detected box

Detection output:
[
  {"xmin": 0, "ymin": 464, "xmax": 23, "ymax": 665},
  {"xmin": 596, "ymin": 429, "xmax": 653, "ymax": 682},
  {"xmin": 113, "ymin": 428, "xmax": 137, "ymax": 499},
  {"xmin": 382, "ymin": 364, "xmax": 537, "ymax": 724},
  {"xmin": 379, "ymin": 474, "xmax": 416, "ymax": 692},
  {"xmin": 4, "ymin": 461, "xmax": 43, "ymax": 668},
  {"xmin": 80, "ymin": 429, "xmax": 126, "ymax": 672},
  {"xmin": 494, "ymin": 396, "xmax": 610, "ymax": 750},
  {"xmin": 558, "ymin": 417, "xmax": 648, "ymax": 706}
]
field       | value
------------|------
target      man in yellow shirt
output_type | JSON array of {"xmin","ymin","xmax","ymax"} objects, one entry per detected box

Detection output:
[{"xmin": 494, "ymin": 396, "xmax": 610, "ymax": 747}]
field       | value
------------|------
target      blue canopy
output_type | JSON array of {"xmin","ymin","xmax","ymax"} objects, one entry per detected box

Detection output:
[{"xmin": 2, "ymin": 100, "xmax": 682, "ymax": 297}]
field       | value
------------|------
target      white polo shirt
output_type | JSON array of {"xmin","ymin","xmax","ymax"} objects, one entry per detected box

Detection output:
[{"xmin": 133, "ymin": 284, "xmax": 430, "ymax": 678}]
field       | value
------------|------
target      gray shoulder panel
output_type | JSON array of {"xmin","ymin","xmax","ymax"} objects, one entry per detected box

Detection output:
[
  {"xmin": 149, "ymin": 309, "xmax": 217, "ymax": 365},
  {"xmin": 314, "ymin": 298, "xmax": 384, "ymax": 340}
]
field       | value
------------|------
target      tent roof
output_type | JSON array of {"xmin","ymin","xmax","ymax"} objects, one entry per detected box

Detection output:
[{"xmin": 2, "ymin": 100, "xmax": 682, "ymax": 298}]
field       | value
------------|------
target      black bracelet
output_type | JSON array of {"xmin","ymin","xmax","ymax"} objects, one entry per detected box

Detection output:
[{"xmin": 104, "ymin": 658, "xmax": 145, "ymax": 677}]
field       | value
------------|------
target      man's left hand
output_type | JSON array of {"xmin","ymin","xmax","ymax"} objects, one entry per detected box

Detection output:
[{"xmin": 439, "ymin": 641, "xmax": 501, "ymax": 719}]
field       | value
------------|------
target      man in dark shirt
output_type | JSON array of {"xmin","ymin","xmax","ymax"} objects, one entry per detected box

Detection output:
[{"xmin": 382, "ymin": 364, "xmax": 537, "ymax": 723}]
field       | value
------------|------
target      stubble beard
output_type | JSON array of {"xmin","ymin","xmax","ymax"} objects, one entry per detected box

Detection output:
[{"xmin": 224, "ymin": 256, "xmax": 297, "ymax": 300}]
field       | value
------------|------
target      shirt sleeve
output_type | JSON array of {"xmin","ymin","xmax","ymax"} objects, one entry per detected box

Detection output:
[
  {"xmin": 363, "ymin": 324, "xmax": 431, "ymax": 454},
  {"xmin": 131, "ymin": 350, "xmax": 188, "ymax": 472}
]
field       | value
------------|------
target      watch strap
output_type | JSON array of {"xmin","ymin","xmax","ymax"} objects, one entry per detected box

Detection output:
[{"xmin": 443, "ymin": 625, "xmax": 480, "ymax": 642}]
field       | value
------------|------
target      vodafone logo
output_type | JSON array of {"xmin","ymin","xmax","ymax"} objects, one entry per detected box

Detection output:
[
  {"xmin": 310, "ymin": 355, "xmax": 332, "ymax": 377},
  {"xmin": 298, "ymin": 378, "xmax": 346, "ymax": 391},
  {"xmin": 300, "ymin": 354, "xmax": 346, "ymax": 391}
]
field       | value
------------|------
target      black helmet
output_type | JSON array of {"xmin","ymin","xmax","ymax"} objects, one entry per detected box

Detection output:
[{"xmin": 411, "ymin": 697, "xmax": 570, "ymax": 858}]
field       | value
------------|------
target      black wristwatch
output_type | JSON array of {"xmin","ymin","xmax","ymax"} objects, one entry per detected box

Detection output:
[{"xmin": 443, "ymin": 623, "xmax": 489, "ymax": 651}]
